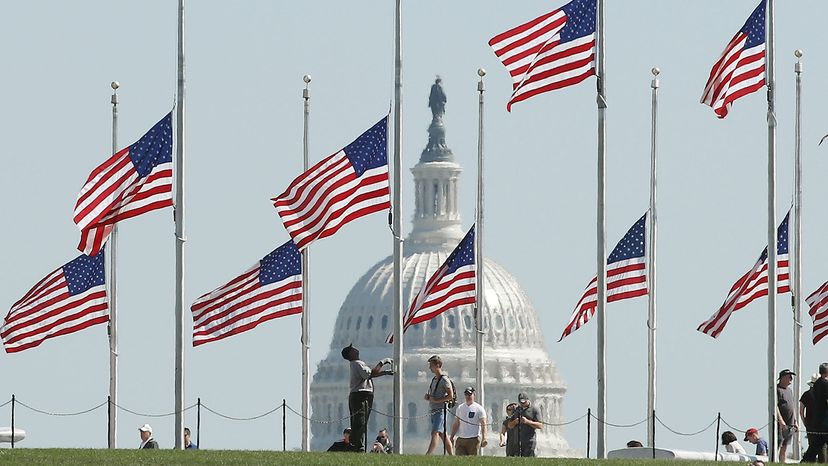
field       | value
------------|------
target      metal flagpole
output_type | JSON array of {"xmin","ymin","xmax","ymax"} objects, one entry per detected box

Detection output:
[
  {"xmin": 646, "ymin": 67, "xmax": 659, "ymax": 448},
  {"xmin": 391, "ymin": 0, "xmax": 404, "ymax": 454},
  {"xmin": 595, "ymin": 0, "xmax": 608, "ymax": 458},
  {"xmin": 792, "ymin": 48, "xmax": 804, "ymax": 461},
  {"xmin": 301, "ymin": 74, "xmax": 312, "ymax": 452},
  {"xmin": 174, "ymin": 0, "xmax": 187, "ymax": 450},
  {"xmin": 765, "ymin": 0, "xmax": 777, "ymax": 461},
  {"xmin": 475, "ymin": 68, "xmax": 486, "ymax": 410},
  {"xmin": 108, "ymin": 80, "xmax": 120, "ymax": 449}
]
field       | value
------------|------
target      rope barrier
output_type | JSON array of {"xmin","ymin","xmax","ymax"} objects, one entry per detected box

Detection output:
[
  {"xmin": 656, "ymin": 414, "xmax": 718, "ymax": 436},
  {"xmin": 540, "ymin": 412, "xmax": 589, "ymax": 427},
  {"xmin": 113, "ymin": 401, "xmax": 198, "ymax": 418},
  {"xmin": 201, "ymin": 403, "xmax": 283, "ymax": 421},
  {"xmin": 283, "ymin": 403, "xmax": 362, "ymax": 424},
  {"xmin": 0, "ymin": 399, "xmax": 11, "ymax": 409},
  {"xmin": 589, "ymin": 412, "xmax": 650, "ymax": 428},
  {"xmin": 370, "ymin": 406, "xmax": 442, "ymax": 421},
  {"xmin": 14, "ymin": 399, "xmax": 107, "ymax": 417},
  {"xmin": 721, "ymin": 418, "xmax": 770, "ymax": 434}
]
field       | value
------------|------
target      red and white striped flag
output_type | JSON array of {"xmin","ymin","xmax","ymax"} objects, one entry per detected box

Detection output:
[
  {"xmin": 387, "ymin": 226, "xmax": 475, "ymax": 343},
  {"xmin": 273, "ymin": 117, "xmax": 390, "ymax": 250},
  {"xmin": 700, "ymin": 1, "xmax": 766, "ymax": 119},
  {"xmin": 698, "ymin": 212, "xmax": 790, "ymax": 338},
  {"xmin": 489, "ymin": 0, "xmax": 596, "ymax": 111},
  {"xmin": 2, "ymin": 252, "xmax": 108, "ymax": 353},
  {"xmin": 806, "ymin": 283, "xmax": 828, "ymax": 345},
  {"xmin": 191, "ymin": 240, "xmax": 302, "ymax": 346},
  {"xmin": 560, "ymin": 214, "xmax": 648, "ymax": 341},
  {"xmin": 73, "ymin": 113, "xmax": 173, "ymax": 256}
]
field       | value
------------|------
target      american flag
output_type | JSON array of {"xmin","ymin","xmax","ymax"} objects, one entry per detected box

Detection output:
[
  {"xmin": 698, "ymin": 212, "xmax": 790, "ymax": 338},
  {"xmin": 73, "ymin": 113, "xmax": 173, "ymax": 256},
  {"xmin": 700, "ymin": 1, "xmax": 766, "ymax": 119},
  {"xmin": 560, "ymin": 214, "xmax": 648, "ymax": 341},
  {"xmin": 489, "ymin": 0, "xmax": 596, "ymax": 111},
  {"xmin": 2, "ymin": 252, "xmax": 108, "ymax": 353},
  {"xmin": 191, "ymin": 240, "xmax": 302, "ymax": 346},
  {"xmin": 273, "ymin": 117, "xmax": 390, "ymax": 250},
  {"xmin": 387, "ymin": 226, "xmax": 475, "ymax": 343},
  {"xmin": 806, "ymin": 282, "xmax": 828, "ymax": 345}
]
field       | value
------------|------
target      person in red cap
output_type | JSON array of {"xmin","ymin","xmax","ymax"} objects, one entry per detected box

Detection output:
[
  {"xmin": 776, "ymin": 369, "xmax": 798, "ymax": 460},
  {"xmin": 744, "ymin": 427, "xmax": 768, "ymax": 456}
]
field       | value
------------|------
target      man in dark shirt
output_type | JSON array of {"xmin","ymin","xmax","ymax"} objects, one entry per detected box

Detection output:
[
  {"xmin": 801, "ymin": 374, "xmax": 826, "ymax": 462},
  {"xmin": 506, "ymin": 392, "xmax": 542, "ymax": 457},
  {"xmin": 327, "ymin": 428, "xmax": 360, "ymax": 452},
  {"xmin": 802, "ymin": 363, "xmax": 828, "ymax": 462},
  {"xmin": 776, "ymin": 369, "xmax": 797, "ymax": 460}
]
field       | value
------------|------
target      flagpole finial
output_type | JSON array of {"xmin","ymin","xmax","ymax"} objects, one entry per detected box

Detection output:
[
  {"xmin": 794, "ymin": 49, "xmax": 803, "ymax": 59},
  {"xmin": 110, "ymin": 81, "xmax": 120, "ymax": 90},
  {"xmin": 651, "ymin": 67, "xmax": 660, "ymax": 76},
  {"xmin": 303, "ymin": 74, "xmax": 312, "ymax": 85},
  {"xmin": 477, "ymin": 68, "xmax": 486, "ymax": 77}
]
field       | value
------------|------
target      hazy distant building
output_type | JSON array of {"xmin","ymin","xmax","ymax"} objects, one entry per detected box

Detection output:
[{"xmin": 310, "ymin": 79, "xmax": 572, "ymax": 456}]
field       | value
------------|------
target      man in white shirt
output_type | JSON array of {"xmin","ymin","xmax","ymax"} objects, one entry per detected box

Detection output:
[{"xmin": 450, "ymin": 386, "xmax": 488, "ymax": 456}]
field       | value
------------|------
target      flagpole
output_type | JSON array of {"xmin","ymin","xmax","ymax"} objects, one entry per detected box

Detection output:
[
  {"xmin": 646, "ymin": 67, "xmax": 659, "ymax": 448},
  {"xmin": 391, "ymin": 0, "xmax": 404, "ymax": 454},
  {"xmin": 475, "ymin": 68, "xmax": 486, "ymax": 411},
  {"xmin": 108, "ymin": 80, "xmax": 120, "ymax": 450},
  {"xmin": 792, "ymin": 48, "xmax": 804, "ymax": 461},
  {"xmin": 173, "ymin": 0, "xmax": 187, "ymax": 450},
  {"xmin": 765, "ymin": 0, "xmax": 777, "ymax": 460},
  {"xmin": 301, "ymin": 74, "xmax": 312, "ymax": 452},
  {"xmin": 595, "ymin": 0, "xmax": 608, "ymax": 458}
]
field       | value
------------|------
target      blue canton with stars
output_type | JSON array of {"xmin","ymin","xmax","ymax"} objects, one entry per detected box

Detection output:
[
  {"xmin": 757, "ymin": 211, "xmax": 790, "ymax": 262},
  {"xmin": 445, "ymin": 226, "xmax": 475, "ymax": 274},
  {"xmin": 63, "ymin": 250, "xmax": 106, "ymax": 296},
  {"xmin": 740, "ymin": 1, "xmax": 766, "ymax": 48},
  {"xmin": 343, "ymin": 116, "xmax": 388, "ymax": 177},
  {"xmin": 129, "ymin": 112, "xmax": 173, "ymax": 178},
  {"xmin": 607, "ymin": 214, "xmax": 646, "ymax": 264},
  {"xmin": 259, "ymin": 240, "xmax": 302, "ymax": 286},
  {"xmin": 560, "ymin": 0, "xmax": 596, "ymax": 42}
]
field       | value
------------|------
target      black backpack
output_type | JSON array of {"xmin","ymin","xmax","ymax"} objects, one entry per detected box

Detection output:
[{"xmin": 441, "ymin": 375, "xmax": 457, "ymax": 409}]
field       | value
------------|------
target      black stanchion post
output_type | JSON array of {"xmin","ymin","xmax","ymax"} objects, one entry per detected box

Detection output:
[
  {"xmin": 443, "ymin": 404, "xmax": 447, "ymax": 455},
  {"xmin": 107, "ymin": 395, "xmax": 112, "ymax": 449},
  {"xmin": 282, "ymin": 399, "xmax": 287, "ymax": 452},
  {"xmin": 11, "ymin": 394, "xmax": 15, "ymax": 449},
  {"xmin": 586, "ymin": 408, "xmax": 591, "ymax": 459},
  {"xmin": 652, "ymin": 409, "xmax": 656, "ymax": 459},
  {"xmin": 714, "ymin": 412, "xmax": 721, "ymax": 461},
  {"xmin": 197, "ymin": 397, "xmax": 201, "ymax": 449}
]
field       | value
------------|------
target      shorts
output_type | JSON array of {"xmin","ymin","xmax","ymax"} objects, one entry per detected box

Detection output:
[
  {"xmin": 779, "ymin": 425, "xmax": 794, "ymax": 446},
  {"xmin": 430, "ymin": 408, "xmax": 446, "ymax": 433}
]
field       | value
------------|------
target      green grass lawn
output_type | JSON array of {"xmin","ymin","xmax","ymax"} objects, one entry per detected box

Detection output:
[{"xmin": 0, "ymin": 450, "xmax": 750, "ymax": 466}]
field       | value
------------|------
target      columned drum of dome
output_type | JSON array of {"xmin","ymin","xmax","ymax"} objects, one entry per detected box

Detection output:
[{"xmin": 310, "ymin": 79, "xmax": 573, "ymax": 456}]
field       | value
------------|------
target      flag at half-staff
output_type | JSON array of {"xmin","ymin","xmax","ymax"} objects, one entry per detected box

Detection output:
[
  {"xmin": 559, "ymin": 214, "xmax": 648, "ymax": 341},
  {"xmin": 700, "ymin": 1, "xmax": 766, "ymax": 119},
  {"xmin": 273, "ymin": 116, "xmax": 390, "ymax": 250},
  {"xmin": 191, "ymin": 240, "xmax": 302, "ymax": 346},
  {"xmin": 73, "ymin": 113, "xmax": 173, "ymax": 256},
  {"xmin": 387, "ymin": 226, "xmax": 475, "ymax": 343},
  {"xmin": 805, "ymin": 283, "xmax": 828, "ymax": 345},
  {"xmin": 698, "ymin": 212, "xmax": 790, "ymax": 338},
  {"xmin": 488, "ymin": 0, "xmax": 596, "ymax": 111},
  {"xmin": 2, "ymin": 251, "xmax": 108, "ymax": 353}
]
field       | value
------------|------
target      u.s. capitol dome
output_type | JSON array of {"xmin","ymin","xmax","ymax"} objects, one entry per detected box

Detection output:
[{"xmin": 310, "ymin": 79, "xmax": 572, "ymax": 456}]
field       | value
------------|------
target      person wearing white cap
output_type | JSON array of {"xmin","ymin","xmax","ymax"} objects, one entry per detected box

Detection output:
[{"xmin": 138, "ymin": 423, "xmax": 159, "ymax": 449}]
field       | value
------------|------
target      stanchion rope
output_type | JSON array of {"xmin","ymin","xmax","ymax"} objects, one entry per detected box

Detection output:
[{"xmin": 14, "ymin": 399, "xmax": 107, "ymax": 417}]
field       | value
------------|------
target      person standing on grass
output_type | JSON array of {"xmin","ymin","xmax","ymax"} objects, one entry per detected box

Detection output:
[
  {"xmin": 184, "ymin": 427, "xmax": 198, "ymax": 450},
  {"xmin": 341, "ymin": 343, "xmax": 393, "ymax": 451},
  {"xmin": 803, "ymin": 363, "xmax": 828, "ymax": 462},
  {"xmin": 506, "ymin": 392, "xmax": 542, "ymax": 457},
  {"xmin": 138, "ymin": 424, "xmax": 158, "ymax": 449},
  {"xmin": 424, "ymin": 354, "xmax": 454, "ymax": 455},
  {"xmin": 500, "ymin": 403, "xmax": 519, "ymax": 457},
  {"xmin": 775, "ymin": 369, "xmax": 797, "ymax": 460},
  {"xmin": 450, "ymin": 387, "xmax": 488, "ymax": 456}
]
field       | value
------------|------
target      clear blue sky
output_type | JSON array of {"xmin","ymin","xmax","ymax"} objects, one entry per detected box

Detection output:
[{"xmin": 2, "ymin": 0, "xmax": 828, "ymax": 453}]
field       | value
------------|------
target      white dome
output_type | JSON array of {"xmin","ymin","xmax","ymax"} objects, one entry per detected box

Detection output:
[{"xmin": 310, "ymin": 79, "xmax": 573, "ymax": 456}]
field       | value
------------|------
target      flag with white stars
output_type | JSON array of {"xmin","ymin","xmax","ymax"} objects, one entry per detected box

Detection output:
[
  {"xmin": 191, "ymin": 240, "xmax": 302, "ymax": 346},
  {"xmin": 387, "ymin": 225, "xmax": 476, "ymax": 344},
  {"xmin": 698, "ymin": 211, "xmax": 790, "ymax": 338},
  {"xmin": 700, "ymin": 1, "xmax": 766, "ymax": 118},
  {"xmin": 806, "ymin": 280, "xmax": 828, "ymax": 345},
  {"xmin": 73, "ymin": 112, "xmax": 174, "ymax": 256},
  {"xmin": 560, "ymin": 214, "xmax": 648, "ymax": 341},
  {"xmin": 273, "ymin": 116, "xmax": 390, "ymax": 250},
  {"xmin": 2, "ymin": 251, "xmax": 109, "ymax": 353},
  {"xmin": 489, "ymin": 0, "xmax": 596, "ymax": 111}
]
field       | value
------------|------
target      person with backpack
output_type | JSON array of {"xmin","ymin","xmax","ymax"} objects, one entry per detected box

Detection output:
[{"xmin": 424, "ymin": 354, "xmax": 455, "ymax": 455}]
